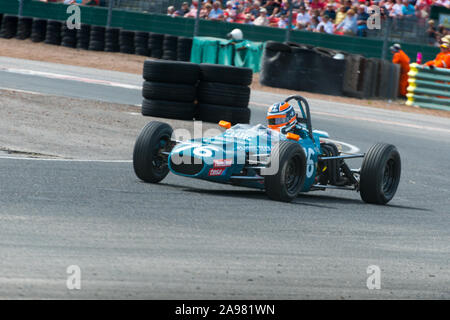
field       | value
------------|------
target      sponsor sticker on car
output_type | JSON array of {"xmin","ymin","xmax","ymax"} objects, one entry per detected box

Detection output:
[
  {"xmin": 213, "ymin": 159, "xmax": 232, "ymax": 168},
  {"xmin": 208, "ymin": 168, "xmax": 225, "ymax": 176}
]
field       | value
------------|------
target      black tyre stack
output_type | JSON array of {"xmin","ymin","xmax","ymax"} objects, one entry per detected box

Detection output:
[
  {"xmin": 119, "ymin": 29, "xmax": 135, "ymax": 54},
  {"xmin": 0, "ymin": 14, "xmax": 18, "ymax": 39},
  {"xmin": 0, "ymin": 14, "xmax": 3, "ymax": 29},
  {"xmin": 177, "ymin": 37, "xmax": 193, "ymax": 61},
  {"xmin": 197, "ymin": 64, "xmax": 252, "ymax": 124},
  {"xmin": 141, "ymin": 60, "xmax": 199, "ymax": 120},
  {"xmin": 61, "ymin": 24, "xmax": 77, "ymax": 48},
  {"xmin": 31, "ymin": 18, "xmax": 47, "ymax": 42},
  {"xmin": 76, "ymin": 23, "xmax": 90, "ymax": 50},
  {"xmin": 104, "ymin": 27, "xmax": 120, "ymax": 52},
  {"xmin": 134, "ymin": 31, "xmax": 149, "ymax": 56},
  {"xmin": 162, "ymin": 34, "xmax": 178, "ymax": 60},
  {"xmin": 44, "ymin": 20, "xmax": 62, "ymax": 45},
  {"xmin": 16, "ymin": 16, "xmax": 33, "ymax": 40},
  {"xmin": 88, "ymin": 25, "xmax": 105, "ymax": 51},
  {"xmin": 149, "ymin": 33, "xmax": 164, "ymax": 59}
]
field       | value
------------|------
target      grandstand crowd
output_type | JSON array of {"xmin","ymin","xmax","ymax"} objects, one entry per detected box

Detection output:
[{"xmin": 167, "ymin": 0, "xmax": 449, "ymax": 42}]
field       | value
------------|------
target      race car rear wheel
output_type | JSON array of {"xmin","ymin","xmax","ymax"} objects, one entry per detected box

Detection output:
[
  {"xmin": 133, "ymin": 121, "xmax": 173, "ymax": 183},
  {"xmin": 360, "ymin": 143, "xmax": 401, "ymax": 205},
  {"xmin": 263, "ymin": 140, "xmax": 306, "ymax": 202}
]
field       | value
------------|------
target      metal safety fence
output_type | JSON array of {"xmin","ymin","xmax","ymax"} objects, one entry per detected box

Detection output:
[{"xmin": 406, "ymin": 63, "xmax": 450, "ymax": 111}]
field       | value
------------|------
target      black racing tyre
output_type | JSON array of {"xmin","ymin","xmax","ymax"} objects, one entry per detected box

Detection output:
[
  {"xmin": 263, "ymin": 140, "xmax": 306, "ymax": 202},
  {"xmin": 1, "ymin": 15, "xmax": 19, "ymax": 39},
  {"xmin": 142, "ymin": 81, "xmax": 196, "ymax": 102},
  {"xmin": 197, "ymin": 81, "xmax": 250, "ymax": 108},
  {"xmin": 360, "ymin": 143, "xmax": 401, "ymax": 205},
  {"xmin": 162, "ymin": 49, "xmax": 177, "ymax": 61},
  {"xmin": 133, "ymin": 121, "xmax": 173, "ymax": 183},
  {"xmin": 142, "ymin": 60, "xmax": 200, "ymax": 84},
  {"xmin": 196, "ymin": 103, "xmax": 250, "ymax": 124},
  {"xmin": 199, "ymin": 64, "xmax": 253, "ymax": 86},
  {"xmin": 265, "ymin": 41, "xmax": 291, "ymax": 53},
  {"xmin": 16, "ymin": 16, "xmax": 33, "ymax": 40},
  {"xmin": 141, "ymin": 99, "xmax": 196, "ymax": 120},
  {"xmin": 31, "ymin": 18, "xmax": 47, "ymax": 42}
]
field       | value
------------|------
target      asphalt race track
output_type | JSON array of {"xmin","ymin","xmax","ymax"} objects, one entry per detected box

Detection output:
[{"xmin": 0, "ymin": 57, "xmax": 449, "ymax": 299}]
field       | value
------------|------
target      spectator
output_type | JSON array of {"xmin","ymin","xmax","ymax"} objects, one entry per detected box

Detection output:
[
  {"xmin": 224, "ymin": 1, "xmax": 237, "ymax": 22},
  {"xmin": 324, "ymin": 3, "xmax": 337, "ymax": 21},
  {"xmin": 427, "ymin": 19, "xmax": 438, "ymax": 45},
  {"xmin": 335, "ymin": 6, "xmax": 347, "ymax": 25},
  {"xmin": 200, "ymin": 3, "xmax": 213, "ymax": 19},
  {"xmin": 296, "ymin": 6, "xmax": 311, "ymax": 29},
  {"xmin": 263, "ymin": 0, "xmax": 281, "ymax": 16},
  {"xmin": 167, "ymin": 6, "xmax": 176, "ymax": 16},
  {"xmin": 244, "ymin": 13, "xmax": 254, "ymax": 24},
  {"xmin": 307, "ymin": 17, "xmax": 320, "ymax": 31},
  {"xmin": 209, "ymin": 1, "xmax": 224, "ymax": 20},
  {"xmin": 175, "ymin": 2, "xmax": 191, "ymax": 17},
  {"xmin": 250, "ymin": 1, "xmax": 262, "ymax": 18},
  {"xmin": 316, "ymin": 14, "xmax": 334, "ymax": 33},
  {"xmin": 310, "ymin": 0, "xmax": 326, "ymax": 10},
  {"xmin": 402, "ymin": 0, "xmax": 415, "ymax": 16},
  {"xmin": 337, "ymin": 9, "xmax": 357, "ymax": 35},
  {"xmin": 254, "ymin": 8, "xmax": 270, "ymax": 25},
  {"xmin": 356, "ymin": 5, "xmax": 370, "ymax": 36},
  {"xmin": 390, "ymin": 0, "xmax": 404, "ymax": 17}
]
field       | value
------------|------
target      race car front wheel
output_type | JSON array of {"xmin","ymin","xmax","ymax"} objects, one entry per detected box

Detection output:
[
  {"xmin": 360, "ymin": 143, "xmax": 401, "ymax": 205},
  {"xmin": 133, "ymin": 121, "xmax": 173, "ymax": 183},
  {"xmin": 263, "ymin": 140, "xmax": 306, "ymax": 202}
]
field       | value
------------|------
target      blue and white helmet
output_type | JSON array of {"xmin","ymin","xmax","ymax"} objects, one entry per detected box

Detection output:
[{"xmin": 267, "ymin": 102, "xmax": 297, "ymax": 133}]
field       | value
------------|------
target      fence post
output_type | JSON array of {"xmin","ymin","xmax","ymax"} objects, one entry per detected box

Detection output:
[
  {"xmin": 106, "ymin": 0, "xmax": 114, "ymax": 27},
  {"xmin": 285, "ymin": 0, "xmax": 293, "ymax": 42},
  {"xmin": 18, "ymin": 0, "xmax": 24, "ymax": 17},
  {"xmin": 381, "ymin": 17, "xmax": 391, "ymax": 60},
  {"xmin": 194, "ymin": 0, "xmax": 200, "ymax": 37}
]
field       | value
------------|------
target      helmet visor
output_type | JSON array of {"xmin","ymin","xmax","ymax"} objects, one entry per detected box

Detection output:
[{"xmin": 267, "ymin": 116, "xmax": 289, "ymax": 126}]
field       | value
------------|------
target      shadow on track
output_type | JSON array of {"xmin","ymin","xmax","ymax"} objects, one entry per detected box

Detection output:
[{"xmin": 157, "ymin": 181, "xmax": 431, "ymax": 212}]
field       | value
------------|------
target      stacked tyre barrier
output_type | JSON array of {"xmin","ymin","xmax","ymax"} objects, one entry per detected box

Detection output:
[
  {"xmin": 162, "ymin": 34, "xmax": 178, "ymax": 61},
  {"xmin": 342, "ymin": 55, "xmax": 399, "ymax": 99},
  {"xmin": 260, "ymin": 41, "xmax": 347, "ymax": 96},
  {"xmin": 105, "ymin": 27, "xmax": 120, "ymax": 52},
  {"xmin": 141, "ymin": 60, "xmax": 252, "ymax": 123},
  {"xmin": 76, "ymin": 24, "xmax": 90, "ymax": 50},
  {"xmin": 177, "ymin": 37, "xmax": 193, "ymax": 62},
  {"xmin": 44, "ymin": 20, "xmax": 62, "ymax": 45},
  {"xmin": 89, "ymin": 25, "xmax": 105, "ymax": 51},
  {"xmin": 406, "ymin": 63, "xmax": 450, "ymax": 111},
  {"xmin": 261, "ymin": 41, "xmax": 400, "ymax": 100},
  {"xmin": 31, "ymin": 18, "xmax": 46, "ymax": 42},
  {"xmin": 149, "ymin": 33, "xmax": 164, "ymax": 59},
  {"xmin": 141, "ymin": 60, "xmax": 198, "ymax": 120},
  {"xmin": 0, "ymin": 14, "xmax": 18, "ymax": 39},
  {"xmin": 16, "ymin": 16, "xmax": 33, "ymax": 40},
  {"xmin": 119, "ymin": 29, "xmax": 135, "ymax": 54},
  {"xmin": 0, "ymin": 14, "xmax": 186, "ymax": 61},
  {"xmin": 134, "ymin": 31, "xmax": 149, "ymax": 56},
  {"xmin": 61, "ymin": 24, "xmax": 77, "ymax": 48},
  {"xmin": 197, "ymin": 64, "xmax": 252, "ymax": 124}
]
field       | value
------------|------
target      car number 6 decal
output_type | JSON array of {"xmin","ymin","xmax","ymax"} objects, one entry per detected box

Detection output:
[{"xmin": 306, "ymin": 148, "xmax": 315, "ymax": 178}]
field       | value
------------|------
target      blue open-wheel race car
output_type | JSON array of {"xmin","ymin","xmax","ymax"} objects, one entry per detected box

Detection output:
[{"xmin": 133, "ymin": 95, "xmax": 401, "ymax": 204}]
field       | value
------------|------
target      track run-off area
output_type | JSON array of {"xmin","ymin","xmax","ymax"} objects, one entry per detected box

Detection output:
[{"xmin": 0, "ymin": 57, "xmax": 449, "ymax": 299}]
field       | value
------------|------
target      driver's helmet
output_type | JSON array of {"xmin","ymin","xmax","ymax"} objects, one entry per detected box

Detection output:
[{"xmin": 266, "ymin": 102, "xmax": 297, "ymax": 133}]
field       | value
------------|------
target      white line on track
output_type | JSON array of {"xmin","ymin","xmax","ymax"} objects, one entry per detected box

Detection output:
[
  {"xmin": 0, "ymin": 67, "xmax": 142, "ymax": 90},
  {"xmin": 0, "ymin": 155, "xmax": 131, "ymax": 163}
]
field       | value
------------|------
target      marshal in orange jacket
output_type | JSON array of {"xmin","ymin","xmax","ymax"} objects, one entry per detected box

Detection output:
[
  {"xmin": 424, "ymin": 52, "xmax": 450, "ymax": 68},
  {"xmin": 392, "ymin": 50, "xmax": 410, "ymax": 97}
]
